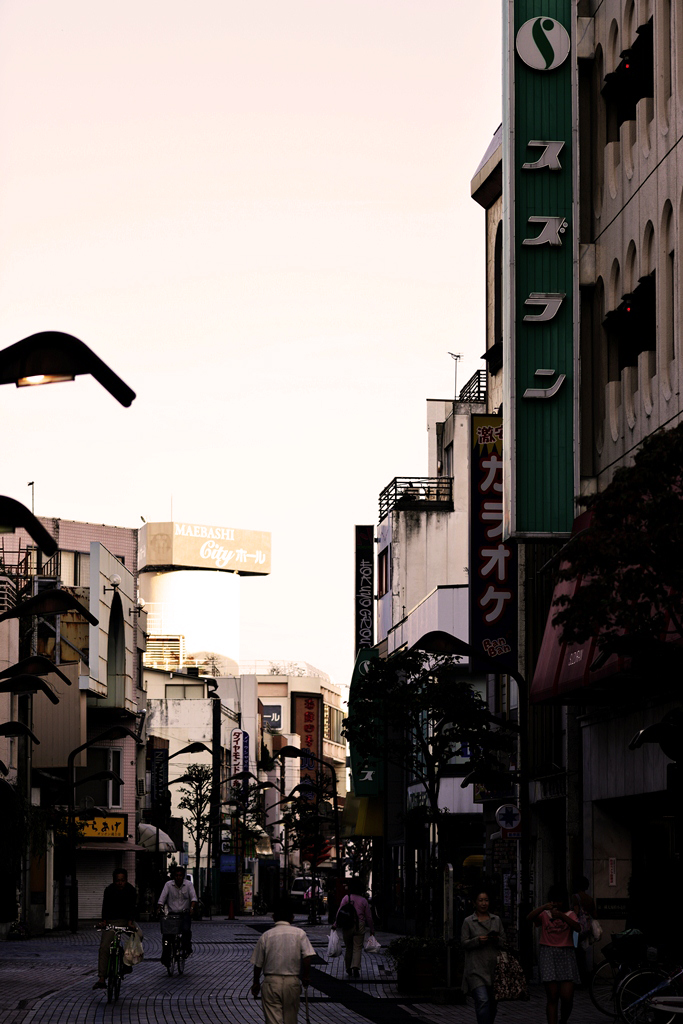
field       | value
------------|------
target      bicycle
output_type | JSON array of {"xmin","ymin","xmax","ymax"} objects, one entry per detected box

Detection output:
[
  {"xmin": 96, "ymin": 925, "xmax": 135, "ymax": 1004},
  {"xmin": 616, "ymin": 962, "xmax": 683, "ymax": 1023},
  {"xmin": 160, "ymin": 912, "xmax": 187, "ymax": 976},
  {"xmin": 590, "ymin": 931, "xmax": 654, "ymax": 1018}
]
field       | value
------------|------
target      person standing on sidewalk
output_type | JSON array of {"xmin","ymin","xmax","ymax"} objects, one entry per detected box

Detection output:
[
  {"xmin": 93, "ymin": 868, "xmax": 137, "ymax": 989},
  {"xmin": 157, "ymin": 866, "xmax": 197, "ymax": 961},
  {"xmin": 250, "ymin": 901, "xmax": 315, "ymax": 1024},
  {"xmin": 333, "ymin": 879, "xmax": 375, "ymax": 979},
  {"xmin": 528, "ymin": 885, "xmax": 580, "ymax": 1024},
  {"xmin": 460, "ymin": 890, "xmax": 505, "ymax": 1024}
]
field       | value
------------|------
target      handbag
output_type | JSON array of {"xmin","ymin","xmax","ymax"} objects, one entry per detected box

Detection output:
[{"xmin": 493, "ymin": 950, "xmax": 528, "ymax": 1001}]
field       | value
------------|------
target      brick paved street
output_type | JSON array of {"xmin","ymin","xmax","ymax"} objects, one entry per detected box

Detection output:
[{"xmin": 0, "ymin": 918, "xmax": 608, "ymax": 1024}]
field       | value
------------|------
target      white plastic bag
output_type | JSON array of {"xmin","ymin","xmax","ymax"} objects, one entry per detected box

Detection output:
[
  {"xmin": 327, "ymin": 928, "xmax": 342, "ymax": 958},
  {"xmin": 123, "ymin": 930, "xmax": 144, "ymax": 966},
  {"xmin": 591, "ymin": 918, "xmax": 603, "ymax": 942},
  {"xmin": 363, "ymin": 934, "xmax": 381, "ymax": 953}
]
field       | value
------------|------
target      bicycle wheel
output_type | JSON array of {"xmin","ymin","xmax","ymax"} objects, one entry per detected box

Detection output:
[
  {"xmin": 590, "ymin": 958, "xmax": 620, "ymax": 1017},
  {"xmin": 166, "ymin": 951, "xmax": 175, "ymax": 977},
  {"xmin": 113, "ymin": 973, "xmax": 121, "ymax": 1004},
  {"xmin": 617, "ymin": 967, "xmax": 677, "ymax": 1024},
  {"xmin": 177, "ymin": 949, "xmax": 184, "ymax": 976}
]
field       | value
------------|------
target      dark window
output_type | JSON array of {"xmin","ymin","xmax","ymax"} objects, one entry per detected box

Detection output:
[
  {"xmin": 603, "ymin": 270, "xmax": 655, "ymax": 371},
  {"xmin": 444, "ymin": 443, "xmax": 453, "ymax": 479},
  {"xmin": 378, "ymin": 547, "xmax": 391, "ymax": 598},
  {"xmin": 601, "ymin": 19, "xmax": 653, "ymax": 137}
]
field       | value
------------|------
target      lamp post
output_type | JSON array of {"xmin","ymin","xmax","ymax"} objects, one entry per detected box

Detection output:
[{"xmin": 151, "ymin": 743, "xmax": 211, "ymax": 888}]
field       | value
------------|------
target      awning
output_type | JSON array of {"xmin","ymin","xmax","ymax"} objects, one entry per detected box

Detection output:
[
  {"xmin": 138, "ymin": 822, "xmax": 176, "ymax": 853},
  {"xmin": 77, "ymin": 842, "xmax": 145, "ymax": 851}
]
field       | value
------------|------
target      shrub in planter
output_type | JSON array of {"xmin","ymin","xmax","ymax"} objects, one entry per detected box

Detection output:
[{"xmin": 386, "ymin": 936, "xmax": 447, "ymax": 993}]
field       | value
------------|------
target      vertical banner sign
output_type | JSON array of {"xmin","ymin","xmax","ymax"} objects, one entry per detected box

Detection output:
[
  {"xmin": 470, "ymin": 416, "xmax": 518, "ymax": 660},
  {"xmin": 292, "ymin": 693, "xmax": 322, "ymax": 789},
  {"xmin": 503, "ymin": 1, "xmax": 577, "ymax": 536},
  {"xmin": 151, "ymin": 749, "xmax": 169, "ymax": 807},
  {"xmin": 231, "ymin": 728, "xmax": 245, "ymax": 794},
  {"xmin": 354, "ymin": 526, "xmax": 374, "ymax": 656},
  {"xmin": 348, "ymin": 648, "xmax": 383, "ymax": 796}
]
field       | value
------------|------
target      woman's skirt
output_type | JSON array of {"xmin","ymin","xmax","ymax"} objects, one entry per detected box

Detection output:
[{"xmin": 538, "ymin": 945, "xmax": 580, "ymax": 984}]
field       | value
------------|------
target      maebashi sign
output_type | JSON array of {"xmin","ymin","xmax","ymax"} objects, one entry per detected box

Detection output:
[
  {"xmin": 138, "ymin": 521, "xmax": 271, "ymax": 575},
  {"xmin": 503, "ymin": 2, "xmax": 578, "ymax": 537}
]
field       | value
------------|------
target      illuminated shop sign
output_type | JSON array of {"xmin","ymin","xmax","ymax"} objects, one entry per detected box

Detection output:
[{"xmin": 138, "ymin": 521, "xmax": 271, "ymax": 575}]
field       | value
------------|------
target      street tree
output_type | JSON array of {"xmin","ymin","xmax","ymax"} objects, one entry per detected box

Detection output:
[
  {"xmin": 343, "ymin": 648, "xmax": 514, "ymax": 932},
  {"xmin": 177, "ymin": 764, "xmax": 212, "ymax": 882},
  {"xmin": 553, "ymin": 421, "xmax": 683, "ymax": 668}
]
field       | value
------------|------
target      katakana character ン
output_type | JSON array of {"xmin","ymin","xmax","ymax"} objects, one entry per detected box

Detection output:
[
  {"xmin": 523, "ymin": 369, "xmax": 567, "ymax": 399},
  {"xmin": 479, "ymin": 544, "xmax": 511, "ymax": 582},
  {"xmin": 479, "ymin": 586, "xmax": 513, "ymax": 624},
  {"xmin": 479, "ymin": 454, "xmax": 503, "ymax": 494},
  {"xmin": 481, "ymin": 501, "xmax": 504, "ymax": 539}
]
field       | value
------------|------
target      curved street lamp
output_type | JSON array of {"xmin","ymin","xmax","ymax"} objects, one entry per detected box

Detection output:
[{"xmin": 0, "ymin": 331, "xmax": 136, "ymax": 407}]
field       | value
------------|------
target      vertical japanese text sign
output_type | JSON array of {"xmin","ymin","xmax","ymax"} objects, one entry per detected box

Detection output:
[
  {"xmin": 470, "ymin": 416, "xmax": 518, "ymax": 660},
  {"xmin": 354, "ymin": 525, "xmax": 374, "ymax": 656},
  {"xmin": 292, "ymin": 693, "xmax": 323, "ymax": 787},
  {"xmin": 503, "ymin": 1, "xmax": 578, "ymax": 536}
]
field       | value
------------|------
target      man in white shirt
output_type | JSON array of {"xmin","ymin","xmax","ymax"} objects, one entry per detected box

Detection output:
[
  {"xmin": 157, "ymin": 867, "xmax": 197, "ymax": 961},
  {"xmin": 250, "ymin": 901, "xmax": 315, "ymax": 1024}
]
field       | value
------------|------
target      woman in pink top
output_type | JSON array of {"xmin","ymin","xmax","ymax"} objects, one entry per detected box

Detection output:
[
  {"xmin": 333, "ymin": 879, "xmax": 374, "ymax": 979},
  {"xmin": 527, "ymin": 885, "xmax": 580, "ymax": 1024}
]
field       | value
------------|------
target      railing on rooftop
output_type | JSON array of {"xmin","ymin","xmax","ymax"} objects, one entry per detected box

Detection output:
[
  {"xmin": 457, "ymin": 369, "xmax": 487, "ymax": 403},
  {"xmin": 379, "ymin": 477, "xmax": 453, "ymax": 522}
]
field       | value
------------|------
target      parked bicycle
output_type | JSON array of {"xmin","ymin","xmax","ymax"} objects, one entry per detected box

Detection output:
[
  {"xmin": 160, "ymin": 912, "xmax": 187, "ymax": 976},
  {"xmin": 616, "ymin": 962, "xmax": 683, "ymax": 1024},
  {"xmin": 590, "ymin": 931, "xmax": 654, "ymax": 1018},
  {"xmin": 96, "ymin": 925, "xmax": 135, "ymax": 1004}
]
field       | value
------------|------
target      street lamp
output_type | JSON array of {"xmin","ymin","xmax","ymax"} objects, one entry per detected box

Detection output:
[
  {"xmin": 0, "ymin": 331, "xmax": 136, "ymax": 407},
  {"xmin": 277, "ymin": 746, "xmax": 342, "ymax": 879}
]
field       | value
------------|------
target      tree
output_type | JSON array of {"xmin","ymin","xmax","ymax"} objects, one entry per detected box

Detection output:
[
  {"xmin": 553, "ymin": 422, "xmax": 683, "ymax": 667},
  {"xmin": 177, "ymin": 764, "xmax": 212, "ymax": 882},
  {"xmin": 343, "ymin": 648, "xmax": 514, "ymax": 933},
  {"xmin": 344, "ymin": 648, "xmax": 513, "ymax": 820}
]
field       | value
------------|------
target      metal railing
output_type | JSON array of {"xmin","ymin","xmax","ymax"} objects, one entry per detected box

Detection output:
[
  {"xmin": 458, "ymin": 369, "xmax": 487, "ymax": 403},
  {"xmin": 379, "ymin": 477, "xmax": 453, "ymax": 522}
]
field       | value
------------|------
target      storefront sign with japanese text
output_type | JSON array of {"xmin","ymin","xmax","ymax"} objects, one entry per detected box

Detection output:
[
  {"xmin": 292, "ymin": 693, "xmax": 322, "ymax": 785},
  {"xmin": 354, "ymin": 525, "xmax": 374, "ymax": 655},
  {"xmin": 470, "ymin": 416, "xmax": 517, "ymax": 660},
  {"xmin": 138, "ymin": 521, "xmax": 271, "ymax": 575},
  {"xmin": 77, "ymin": 814, "xmax": 127, "ymax": 839},
  {"xmin": 503, "ymin": 2, "xmax": 577, "ymax": 536}
]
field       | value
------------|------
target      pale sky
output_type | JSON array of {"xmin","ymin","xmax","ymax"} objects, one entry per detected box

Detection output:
[{"xmin": 0, "ymin": 1, "xmax": 502, "ymax": 690}]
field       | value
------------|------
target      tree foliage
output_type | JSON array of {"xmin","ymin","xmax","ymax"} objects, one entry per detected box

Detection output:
[
  {"xmin": 177, "ymin": 764, "xmax": 212, "ymax": 878},
  {"xmin": 343, "ymin": 648, "xmax": 513, "ymax": 817},
  {"xmin": 553, "ymin": 423, "xmax": 683, "ymax": 660}
]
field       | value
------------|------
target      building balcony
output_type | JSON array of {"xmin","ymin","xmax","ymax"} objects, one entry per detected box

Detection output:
[{"xmin": 379, "ymin": 477, "xmax": 453, "ymax": 522}]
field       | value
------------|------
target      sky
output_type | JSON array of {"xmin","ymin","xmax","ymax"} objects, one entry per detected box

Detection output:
[{"xmin": 0, "ymin": 1, "xmax": 502, "ymax": 690}]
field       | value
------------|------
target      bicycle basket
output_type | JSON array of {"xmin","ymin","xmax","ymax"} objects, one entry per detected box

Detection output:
[
  {"xmin": 607, "ymin": 930, "xmax": 647, "ymax": 966},
  {"xmin": 160, "ymin": 914, "xmax": 183, "ymax": 935}
]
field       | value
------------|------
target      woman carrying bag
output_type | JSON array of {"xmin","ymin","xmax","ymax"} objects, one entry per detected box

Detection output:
[{"xmin": 461, "ymin": 890, "xmax": 505, "ymax": 1024}]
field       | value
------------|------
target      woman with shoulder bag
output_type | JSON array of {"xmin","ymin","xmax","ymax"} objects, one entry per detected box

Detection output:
[
  {"xmin": 528, "ymin": 885, "xmax": 580, "ymax": 1024},
  {"xmin": 461, "ymin": 890, "xmax": 505, "ymax": 1024}
]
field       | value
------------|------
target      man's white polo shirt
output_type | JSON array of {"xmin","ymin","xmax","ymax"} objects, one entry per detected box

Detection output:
[{"xmin": 250, "ymin": 921, "xmax": 315, "ymax": 976}]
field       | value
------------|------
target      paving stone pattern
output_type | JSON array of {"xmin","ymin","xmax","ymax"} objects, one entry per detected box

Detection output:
[{"xmin": 0, "ymin": 918, "xmax": 607, "ymax": 1024}]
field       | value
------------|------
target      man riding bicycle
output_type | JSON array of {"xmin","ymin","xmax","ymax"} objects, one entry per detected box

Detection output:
[
  {"xmin": 158, "ymin": 867, "xmax": 197, "ymax": 962},
  {"xmin": 94, "ymin": 868, "xmax": 136, "ymax": 989}
]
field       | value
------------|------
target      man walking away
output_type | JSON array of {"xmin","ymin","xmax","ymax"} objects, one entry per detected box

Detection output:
[
  {"xmin": 333, "ymin": 878, "xmax": 375, "ymax": 979},
  {"xmin": 158, "ymin": 866, "xmax": 197, "ymax": 961},
  {"xmin": 94, "ymin": 868, "xmax": 136, "ymax": 989},
  {"xmin": 251, "ymin": 900, "xmax": 315, "ymax": 1024}
]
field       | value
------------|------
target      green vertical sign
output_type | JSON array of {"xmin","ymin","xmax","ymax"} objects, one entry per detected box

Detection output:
[{"xmin": 503, "ymin": 2, "xmax": 577, "ymax": 536}]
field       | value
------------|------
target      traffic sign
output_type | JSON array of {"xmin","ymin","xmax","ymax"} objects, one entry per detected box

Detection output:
[{"xmin": 495, "ymin": 804, "xmax": 521, "ymax": 830}]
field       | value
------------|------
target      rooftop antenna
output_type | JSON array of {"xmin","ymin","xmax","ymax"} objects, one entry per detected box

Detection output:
[{"xmin": 448, "ymin": 352, "xmax": 463, "ymax": 402}]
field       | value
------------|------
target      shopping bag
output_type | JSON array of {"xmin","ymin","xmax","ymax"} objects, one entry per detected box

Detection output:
[
  {"xmin": 493, "ymin": 951, "xmax": 528, "ymax": 1001},
  {"xmin": 123, "ymin": 930, "xmax": 144, "ymax": 966},
  {"xmin": 591, "ymin": 918, "xmax": 603, "ymax": 942},
  {"xmin": 327, "ymin": 929, "xmax": 342, "ymax": 958},
  {"xmin": 363, "ymin": 934, "xmax": 381, "ymax": 953}
]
